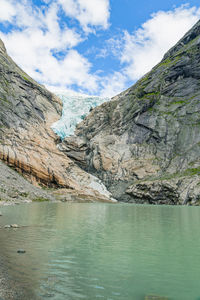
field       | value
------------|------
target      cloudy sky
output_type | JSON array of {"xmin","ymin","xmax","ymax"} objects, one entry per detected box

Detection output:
[{"xmin": 0, "ymin": 0, "xmax": 200, "ymax": 97}]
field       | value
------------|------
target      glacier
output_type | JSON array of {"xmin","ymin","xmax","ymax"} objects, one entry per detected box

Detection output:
[{"xmin": 51, "ymin": 94, "xmax": 110, "ymax": 139}]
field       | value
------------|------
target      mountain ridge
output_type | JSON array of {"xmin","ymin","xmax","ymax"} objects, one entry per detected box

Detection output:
[
  {"xmin": 59, "ymin": 19, "xmax": 200, "ymax": 205},
  {"xmin": 1, "ymin": 20, "xmax": 200, "ymax": 205}
]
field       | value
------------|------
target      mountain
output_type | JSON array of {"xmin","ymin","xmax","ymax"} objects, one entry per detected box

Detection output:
[
  {"xmin": 60, "ymin": 20, "xmax": 200, "ymax": 205},
  {"xmin": 0, "ymin": 39, "xmax": 115, "ymax": 203}
]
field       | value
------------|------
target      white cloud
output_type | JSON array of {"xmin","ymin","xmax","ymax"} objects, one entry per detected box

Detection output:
[
  {"xmin": 36, "ymin": 49, "xmax": 98, "ymax": 91},
  {"xmin": 58, "ymin": 0, "xmax": 110, "ymax": 32},
  {"xmin": 0, "ymin": 1, "xmax": 200, "ymax": 98},
  {"xmin": 98, "ymin": 5, "xmax": 200, "ymax": 97},
  {"xmin": 0, "ymin": 0, "xmax": 99, "ymax": 92},
  {"xmin": 100, "ymin": 72, "xmax": 127, "ymax": 97},
  {"xmin": 0, "ymin": 0, "xmax": 16, "ymax": 22},
  {"xmin": 118, "ymin": 5, "xmax": 200, "ymax": 81}
]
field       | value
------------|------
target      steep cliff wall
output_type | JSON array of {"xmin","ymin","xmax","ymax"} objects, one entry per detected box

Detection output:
[
  {"xmin": 60, "ymin": 20, "xmax": 200, "ymax": 205},
  {"xmin": 0, "ymin": 39, "xmax": 115, "ymax": 203}
]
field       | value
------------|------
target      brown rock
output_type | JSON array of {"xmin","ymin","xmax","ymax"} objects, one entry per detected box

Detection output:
[{"xmin": 0, "ymin": 39, "xmax": 115, "ymax": 203}]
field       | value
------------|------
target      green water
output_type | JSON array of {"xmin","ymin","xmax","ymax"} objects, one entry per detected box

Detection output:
[{"xmin": 0, "ymin": 203, "xmax": 200, "ymax": 300}]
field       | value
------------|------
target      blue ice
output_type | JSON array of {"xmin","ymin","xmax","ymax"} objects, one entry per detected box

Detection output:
[{"xmin": 51, "ymin": 94, "xmax": 109, "ymax": 139}]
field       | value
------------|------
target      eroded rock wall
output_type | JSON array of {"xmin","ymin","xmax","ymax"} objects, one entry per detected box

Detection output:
[
  {"xmin": 60, "ymin": 20, "xmax": 200, "ymax": 204},
  {"xmin": 0, "ymin": 39, "xmax": 115, "ymax": 203}
]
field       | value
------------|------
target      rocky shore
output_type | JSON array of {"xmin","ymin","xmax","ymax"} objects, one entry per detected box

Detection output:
[
  {"xmin": 0, "ymin": 260, "xmax": 39, "ymax": 300},
  {"xmin": 0, "ymin": 161, "xmax": 117, "ymax": 205}
]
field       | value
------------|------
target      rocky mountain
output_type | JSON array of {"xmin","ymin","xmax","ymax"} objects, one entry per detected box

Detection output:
[
  {"xmin": 60, "ymin": 20, "xmax": 200, "ymax": 205},
  {"xmin": 0, "ymin": 39, "xmax": 115, "ymax": 203}
]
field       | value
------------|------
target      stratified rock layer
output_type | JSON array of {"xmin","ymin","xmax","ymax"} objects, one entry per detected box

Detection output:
[
  {"xmin": 60, "ymin": 20, "xmax": 200, "ymax": 204},
  {"xmin": 0, "ymin": 39, "xmax": 115, "ymax": 203}
]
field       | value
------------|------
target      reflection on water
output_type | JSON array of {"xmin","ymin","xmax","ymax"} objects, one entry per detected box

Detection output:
[{"xmin": 0, "ymin": 203, "xmax": 200, "ymax": 299}]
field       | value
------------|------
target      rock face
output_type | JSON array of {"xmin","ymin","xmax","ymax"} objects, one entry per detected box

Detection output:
[
  {"xmin": 60, "ymin": 20, "xmax": 200, "ymax": 205},
  {"xmin": 0, "ymin": 39, "xmax": 115, "ymax": 203}
]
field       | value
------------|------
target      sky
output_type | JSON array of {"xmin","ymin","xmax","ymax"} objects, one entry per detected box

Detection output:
[{"xmin": 0, "ymin": 0, "xmax": 200, "ymax": 97}]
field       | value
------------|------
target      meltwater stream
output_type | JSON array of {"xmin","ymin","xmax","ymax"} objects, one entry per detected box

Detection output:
[
  {"xmin": 51, "ymin": 94, "xmax": 109, "ymax": 139},
  {"xmin": 1, "ymin": 203, "xmax": 200, "ymax": 300}
]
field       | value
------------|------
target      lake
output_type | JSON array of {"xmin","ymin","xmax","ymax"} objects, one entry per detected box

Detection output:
[{"xmin": 0, "ymin": 203, "xmax": 200, "ymax": 300}]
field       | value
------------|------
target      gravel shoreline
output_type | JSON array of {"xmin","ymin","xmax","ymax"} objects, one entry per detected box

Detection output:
[
  {"xmin": 0, "ymin": 256, "xmax": 39, "ymax": 300},
  {"xmin": 0, "ymin": 161, "xmax": 59, "ymax": 205}
]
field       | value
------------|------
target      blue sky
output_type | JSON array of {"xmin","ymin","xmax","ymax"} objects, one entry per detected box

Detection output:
[{"xmin": 0, "ymin": 0, "xmax": 200, "ymax": 97}]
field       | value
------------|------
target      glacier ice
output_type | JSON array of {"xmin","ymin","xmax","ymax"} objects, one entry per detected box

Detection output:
[{"xmin": 51, "ymin": 94, "xmax": 109, "ymax": 139}]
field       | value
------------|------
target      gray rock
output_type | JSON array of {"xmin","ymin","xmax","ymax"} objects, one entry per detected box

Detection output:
[
  {"xmin": 11, "ymin": 224, "xmax": 19, "ymax": 228},
  {"xmin": 17, "ymin": 249, "xmax": 26, "ymax": 254},
  {"xmin": 59, "ymin": 20, "xmax": 200, "ymax": 205}
]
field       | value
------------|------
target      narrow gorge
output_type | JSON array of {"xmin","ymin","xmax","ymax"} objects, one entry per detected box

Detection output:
[{"xmin": 1, "ymin": 20, "xmax": 200, "ymax": 205}]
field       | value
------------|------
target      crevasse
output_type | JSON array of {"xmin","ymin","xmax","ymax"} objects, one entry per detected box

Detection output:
[{"xmin": 51, "ymin": 94, "xmax": 109, "ymax": 139}]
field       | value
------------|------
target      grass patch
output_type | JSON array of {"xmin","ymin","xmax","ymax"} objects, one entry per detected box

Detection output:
[
  {"xmin": 157, "ymin": 54, "xmax": 183, "ymax": 69},
  {"xmin": 168, "ymin": 100, "xmax": 187, "ymax": 105},
  {"xmin": 182, "ymin": 167, "xmax": 200, "ymax": 176},
  {"xmin": 139, "ymin": 167, "xmax": 200, "ymax": 184},
  {"xmin": 147, "ymin": 107, "xmax": 155, "ymax": 112},
  {"xmin": 0, "ymin": 97, "xmax": 9, "ymax": 103},
  {"xmin": 20, "ymin": 192, "xmax": 29, "ymax": 197},
  {"xmin": 32, "ymin": 197, "xmax": 49, "ymax": 202},
  {"xmin": 137, "ymin": 90, "xmax": 160, "ymax": 100},
  {"xmin": 161, "ymin": 167, "xmax": 200, "ymax": 180},
  {"xmin": 158, "ymin": 57, "xmax": 172, "ymax": 67},
  {"xmin": 0, "ymin": 187, "xmax": 6, "ymax": 193},
  {"xmin": 22, "ymin": 75, "xmax": 31, "ymax": 82},
  {"xmin": 0, "ymin": 198, "xmax": 7, "ymax": 202}
]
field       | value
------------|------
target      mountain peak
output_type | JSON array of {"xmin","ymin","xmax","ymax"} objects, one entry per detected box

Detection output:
[{"xmin": 164, "ymin": 19, "xmax": 200, "ymax": 60}]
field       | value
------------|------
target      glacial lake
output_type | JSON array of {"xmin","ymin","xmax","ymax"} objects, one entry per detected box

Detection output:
[{"xmin": 0, "ymin": 203, "xmax": 200, "ymax": 300}]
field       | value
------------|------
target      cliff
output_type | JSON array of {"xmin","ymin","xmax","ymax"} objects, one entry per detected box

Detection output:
[
  {"xmin": 0, "ymin": 39, "xmax": 115, "ymax": 203},
  {"xmin": 60, "ymin": 20, "xmax": 200, "ymax": 205}
]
